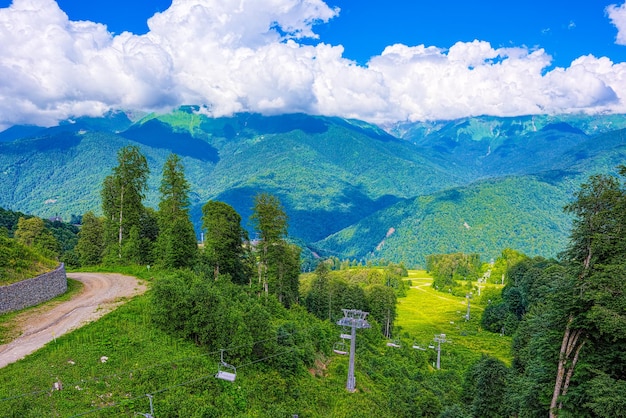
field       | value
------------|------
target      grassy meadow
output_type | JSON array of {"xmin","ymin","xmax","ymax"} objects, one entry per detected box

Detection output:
[{"xmin": 395, "ymin": 270, "xmax": 512, "ymax": 367}]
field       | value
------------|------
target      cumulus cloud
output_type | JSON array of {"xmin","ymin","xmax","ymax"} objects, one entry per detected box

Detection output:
[
  {"xmin": 608, "ymin": 2, "xmax": 626, "ymax": 45},
  {"xmin": 1, "ymin": 0, "xmax": 626, "ymax": 129}
]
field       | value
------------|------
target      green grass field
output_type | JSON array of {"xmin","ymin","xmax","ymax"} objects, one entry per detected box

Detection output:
[{"xmin": 395, "ymin": 270, "xmax": 512, "ymax": 369}]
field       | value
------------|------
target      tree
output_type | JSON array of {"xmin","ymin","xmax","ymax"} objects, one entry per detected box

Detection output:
[
  {"xmin": 463, "ymin": 355, "xmax": 511, "ymax": 418},
  {"xmin": 366, "ymin": 284, "xmax": 397, "ymax": 337},
  {"xmin": 250, "ymin": 193, "xmax": 292, "ymax": 298},
  {"xmin": 155, "ymin": 154, "xmax": 197, "ymax": 269},
  {"xmin": 549, "ymin": 170, "xmax": 626, "ymax": 416},
  {"xmin": 266, "ymin": 241, "xmax": 301, "ymax": 307},
  {"xmin": 14, "ymin": 216, "xmax": 43, "ymax": 247},
  {"xmin": 250, "ymin": 193, "xmax": 288, "ymax": 245},
  {"xmin": 101, "ymin": 146, "xmax": 149, "ymax": 262},
  {"xmin": 75, "ymin": 211, "xmax": 104, "ymax": 266},
  {"xmin": 426, "ymin": 252, "xmax": 482, "ymax": 293},
  {"xmin": 14, "ymin": 216, "xmax": 60, "ymax": 260},
  {"xmin": 305, "ymin": 262, "xmax": 331, "ymax": 320},
  {"xmin": 201, "ymin": 200, "xmax": 249, "ymax": 283}
]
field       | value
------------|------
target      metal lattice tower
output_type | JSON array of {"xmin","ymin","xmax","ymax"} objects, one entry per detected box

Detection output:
[
  {"xmin": 465, "ymin": 293, "xmax": 472, "ymax": 321},
  {"xmin": 434, "ymin": 333, "xmax": 447, "ymax": 369},
  {"xmin": 336, "ymin": 309, "xmax": 371, "ymax": 392}
]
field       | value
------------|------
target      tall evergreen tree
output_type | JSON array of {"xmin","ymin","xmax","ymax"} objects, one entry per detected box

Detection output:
[
  {"xmin": 101, "ymin": 146, "xmax": 149, "ymax": 262},
  {"xmin": 463, "ymin": 356, "xmax": 511, "ymax": 418},
  {"xmin": 155, "ymin": 154, "xmax": 197, "ymax": 269},
  {"xmin": 201, "ymin": 200, "xmax": 249, "ymax": 283},
  {"xmin": 75, "ymin": 211, "xmax": 104, "ymax": 266}
]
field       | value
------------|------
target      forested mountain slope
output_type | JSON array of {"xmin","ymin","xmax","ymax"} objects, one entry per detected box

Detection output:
[
  {"xmin": 1, "ymin": 108, "xmax": 625, "ymax": 265},
  {"xmin": 0, "ymin": 110, "xmax": 461, "ymax": 243},
  {"xmin": 315, "ymin": 126, "xmax": 626, "ymax": 265}
]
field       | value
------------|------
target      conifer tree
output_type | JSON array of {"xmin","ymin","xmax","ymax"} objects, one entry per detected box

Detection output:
[{"xmin": 155, "ymin": 154, "xmax": 197, "ymax": 269}]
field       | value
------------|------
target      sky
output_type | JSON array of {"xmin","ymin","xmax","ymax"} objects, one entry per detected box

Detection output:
[{"xmin": 2, "ymin": 0, "xmax": 626, "ymax": 130}]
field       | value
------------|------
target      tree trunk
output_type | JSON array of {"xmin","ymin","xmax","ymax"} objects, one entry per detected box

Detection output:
[
  {"xmin": 559, "ymin": 339, "xmax": 585, "ymax": 410},
  {"xmin": 117, "ymin": 186, "xmax": 124, "ymax": 258},
  {"xmin": 550, "ymin": 316, "xmax": 585, "ymax": 417}
]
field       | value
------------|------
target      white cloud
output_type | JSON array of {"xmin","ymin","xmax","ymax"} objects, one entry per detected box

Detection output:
[
  {"xmin": 1, "ymin": 0, "xmax": 626, "ymax": 129},
  {"xmin": 607, "ymin": 2, "xmax": 626, "ymax": 45}
]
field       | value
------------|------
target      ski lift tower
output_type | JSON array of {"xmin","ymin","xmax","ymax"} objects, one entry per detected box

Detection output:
[
  {"xmin": 337, "ymin": 309, "xmax": 371, "ymax": 392},
  {"xmin": 434, "ymin": 333, "xmax": 447, "ymax": 370}
]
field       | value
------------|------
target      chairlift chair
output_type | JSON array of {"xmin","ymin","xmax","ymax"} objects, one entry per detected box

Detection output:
[
  {"xmin": 412, "ymin": 344, "xmax": 426, "ymax": 351},
  {"xmin": 215, "ymin": 349, "xmax": 237, "ymax": 382},
  {"xmin": 339, "ymin": 326, "xmax": 352, "ymax": 340},
  {"xmin": 333, "ymin": 341, "xmax": 348, "ymax": 355},
  {"xmin": 386, "ymin": 339, "xmax": 401, "ymax": 348}
]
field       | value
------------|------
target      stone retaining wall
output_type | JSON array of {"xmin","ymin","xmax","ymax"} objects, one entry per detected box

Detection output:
[{"xmin": 0, "ymin": 264, "xmax": 67, "ymax": 315}]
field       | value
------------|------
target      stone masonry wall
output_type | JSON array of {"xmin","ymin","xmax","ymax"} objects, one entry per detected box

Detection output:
[{"xmin": 0, "ymin": 264, "xmax": 67, "ymax": 315}]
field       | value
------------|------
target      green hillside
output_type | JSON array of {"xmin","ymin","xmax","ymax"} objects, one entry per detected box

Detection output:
[
  {"xmin": 0, "ymin": 111, "xmax": 462, "ymax": 244},
  {"xmin": 314, "ymin": 174, "xmax": 574, "ymax": 266},
  {"xmin": 314, "ymin": 125, "xmax": 626, "ymax": 267},
  {"xmin": 1, "ymin": 109, "xmax": 626, "ymax": 264},
  {"xmin": 0, "ymin": 268, "xmax": 510, "ymax": 417},
  {"xmin": 0, "ymin": 235, "xmax": 57, "ymax": 285}
]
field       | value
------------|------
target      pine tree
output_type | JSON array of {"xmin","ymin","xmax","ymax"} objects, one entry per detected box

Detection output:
[{"xmin": 155, "ymin": 154, "xmax": 197, "ymax": 269}]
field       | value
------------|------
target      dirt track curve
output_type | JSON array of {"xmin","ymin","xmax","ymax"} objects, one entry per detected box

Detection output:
[{"xmin": 0, "ymin": 272, "xmax": 147, "ymax": 369}]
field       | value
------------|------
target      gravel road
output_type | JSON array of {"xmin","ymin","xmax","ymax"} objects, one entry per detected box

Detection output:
[{"xmin": 0, "ymin": 272, "xmax": 147, "ymax": 369}]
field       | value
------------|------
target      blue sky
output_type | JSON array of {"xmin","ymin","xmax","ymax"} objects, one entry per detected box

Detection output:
[
  {"xmin": 318, "ymin": 0, "xmax": 626, "ymax": 68},
  {"xmin": 29, "ymin": 0, "xmax": 626, "ymax": 67},
  {"xmin": 1, "ymin": 0, "xmax": 626, "ymax": 128}
]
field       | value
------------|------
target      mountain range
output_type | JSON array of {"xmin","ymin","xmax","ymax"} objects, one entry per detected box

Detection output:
[{"xmin": 1, "ymin": 107, "xmax": 625, "ymax": 267}]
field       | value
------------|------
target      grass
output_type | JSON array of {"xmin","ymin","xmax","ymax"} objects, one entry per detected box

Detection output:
[
  {"xmin": 395, "ymin": 270, "xmax": 512, "ymax": 368},
  {"xmin": 0, "ymin": 294, "xmax": 216, "ymax": 417},
  {"xmin": 0, "ymin": 260, "xmax": 60, "ymax": 287},
  {"xmin": 0, "ymin": 279, "xmax": 83, "ymax": 345}
]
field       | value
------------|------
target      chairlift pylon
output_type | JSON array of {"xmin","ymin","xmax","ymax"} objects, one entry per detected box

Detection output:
[{"xmin": 215, "ymin": 349, "xmax": 237, "ymax": 382}]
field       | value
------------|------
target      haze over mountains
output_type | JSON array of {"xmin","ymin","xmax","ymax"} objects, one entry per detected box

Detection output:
[{"xmin": 2, "ymin": 108, "xmax": 625, "ymax": 266}]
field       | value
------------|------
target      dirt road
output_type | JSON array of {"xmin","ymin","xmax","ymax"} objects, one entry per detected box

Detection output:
[{"xmin": 0, "ymin": 272, "xmax": 147, "ymax": 369}]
